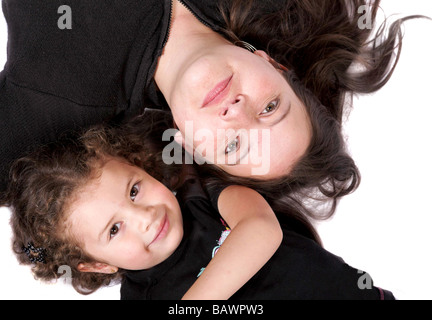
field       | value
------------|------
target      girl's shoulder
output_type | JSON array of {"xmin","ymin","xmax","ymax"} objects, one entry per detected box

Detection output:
[{"xmin": 175, "ymin": 167, "xmax": 228, "ymax": 226}]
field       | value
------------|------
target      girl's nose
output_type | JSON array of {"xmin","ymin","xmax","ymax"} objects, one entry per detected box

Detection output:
[{"xmin": 136, "ymin": 205, "xmax": 157, "ymax": 233}]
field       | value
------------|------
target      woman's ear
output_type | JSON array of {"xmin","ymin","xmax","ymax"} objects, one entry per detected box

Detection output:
[
  {"xmin": 77, "ymin": 262, "xmax": 118, "ymax": 274},
  {"xmin": 254, "ymin": 50, "xmax": 289, "ymax": 72},
  {"xmin": 254, "ymin": 50, "xmax": 271, "ymax": 61}
]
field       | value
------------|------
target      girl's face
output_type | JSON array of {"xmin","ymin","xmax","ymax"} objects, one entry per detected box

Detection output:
[
  {"xmin": 167, "ymin": 47, "xmax": 312, "ymax": 178},
  {"xmin": 67, "ymin": 158, "xmax": 183, "ymax": 271}
]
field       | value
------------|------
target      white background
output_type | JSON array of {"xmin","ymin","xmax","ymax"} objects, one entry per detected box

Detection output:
[{"xmin": 1, "ymin": 1, "xmax": 431, "ymax": 300}]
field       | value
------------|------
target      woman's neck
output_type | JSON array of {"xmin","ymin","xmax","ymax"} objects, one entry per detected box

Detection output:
[{"xmin": 154, "ymin": 0, "xmax": 230, "ymax": 105}]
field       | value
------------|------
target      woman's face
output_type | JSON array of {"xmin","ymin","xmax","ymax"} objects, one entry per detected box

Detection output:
[
  {"xmin": 167, "ymin": 46, "xmax": 312, "ymax": 179},
  {"xmin": 67, "ymin": 158, "xmax": 183, "ymax": 271}
]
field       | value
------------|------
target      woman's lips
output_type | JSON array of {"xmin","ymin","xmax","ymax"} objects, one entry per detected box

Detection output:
[
  {"xmin": 149, "ymin": 214, "xmax": 169, "ymax": 246},
  {"xmin": 201, "ymin": 75, "xmax": 233, "ymax": 109}
]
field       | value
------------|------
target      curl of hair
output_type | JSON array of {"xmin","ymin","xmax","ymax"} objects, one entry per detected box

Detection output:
[
  {"xmin": 219, "ymin": 0, "xmax": 426, "ymax": 122},
  {"xmin": 204, "ymin": 0, "xmax": 429, "ymax": 242}
]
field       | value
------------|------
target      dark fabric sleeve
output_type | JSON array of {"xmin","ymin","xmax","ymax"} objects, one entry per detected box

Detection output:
[
  {"xmin": 0, "ymin": 73, "xmax": 116, "ymax": 193},
  {"xmin": 2, "ymin": 0, "xmax": 164, "ymax": 108},
  {"xmin": 0, "ymin": 0, "xmax": 168, "ymax": 193},
  {"xmin": 231, "ymin": 229, "xmax": 397, "ymax": 300},
  {"xmin": 206, "ymin": 183, "xmax": 230, "ymax": 214}
]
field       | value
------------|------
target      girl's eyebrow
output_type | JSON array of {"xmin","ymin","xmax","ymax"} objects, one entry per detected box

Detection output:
[
  {"xmin": 98, "ymin": 174, "xmax": 134, "ymax": 242},
  {"xmin": 125, "ymin": 174, "xmax": 135, "ymax": 199},
  {"xmin": 98, "ymin": 214, "xmax": 116, "ymax": 242}
]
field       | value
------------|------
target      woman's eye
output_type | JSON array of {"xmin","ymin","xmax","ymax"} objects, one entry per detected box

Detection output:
[
  {"xmin": 225, "ymin": 137, "xmax": 240, "ymax": 154},
  {"xmin": 110, "ymin": 223, "xmax": 121, "ymax": 239},
  {"xmin": 261, "ymin": 100, "xmax": 279, "ymax": 115},
  {"xmin": 130, "ymin": 183, "xmax": 140, "ymax": 201}
]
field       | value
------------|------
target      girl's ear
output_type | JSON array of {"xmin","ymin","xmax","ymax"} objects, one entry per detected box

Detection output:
[{"xmin": 77, "ymin": 262, "xmax": 118, "ymax": 274}]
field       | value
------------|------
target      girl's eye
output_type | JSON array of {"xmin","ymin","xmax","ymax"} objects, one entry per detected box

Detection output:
[
  {"xmin": 261, "ymin": 100, "xmax": 279, "ymax": 115},
  {"xmin": 225, "ymin": 137, "xmax": 240, "ymax": 155},
  {"xmin": 130, "ymin": 183, "xmax": 140, "ymax": 201},
  {"xmin": 109, "ymin": 223, "xmax": 121, "ymax": 239}
]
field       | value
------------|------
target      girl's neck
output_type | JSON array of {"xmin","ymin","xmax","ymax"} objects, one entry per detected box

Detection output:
[{"xmin": 154, "ymin": 0, "xmax": 230, "ymax": 105}]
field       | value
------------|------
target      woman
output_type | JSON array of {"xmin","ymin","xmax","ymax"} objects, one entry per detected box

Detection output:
[{"xmin": 0, "ymin": 0, "xmax": 409, "ymax": 193}]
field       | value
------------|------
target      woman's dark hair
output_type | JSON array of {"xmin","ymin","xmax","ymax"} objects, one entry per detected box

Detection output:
[
  {"xmin": 219, "ymin": 0, "xmax": 424, "ymax": 122},
  {"xmin": 2, "ymin": 110, "xmax": 182, "ymax": 294},
  {"xmin": 195, "ymin": 0, "xmax": 426, "ymax": 234}
]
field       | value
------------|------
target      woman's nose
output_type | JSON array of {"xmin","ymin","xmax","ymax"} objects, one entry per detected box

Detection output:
[{"xmin": 219, "ymin": 95, "xmax": 254, "ymax": 125}]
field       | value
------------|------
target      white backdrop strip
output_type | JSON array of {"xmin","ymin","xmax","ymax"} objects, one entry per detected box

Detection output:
[{"xmin": 1, "ymin": 0, "xmax": 431, "ymax": 300}]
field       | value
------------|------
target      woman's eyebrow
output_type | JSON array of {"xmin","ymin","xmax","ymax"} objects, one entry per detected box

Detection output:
[
  {"xmin": 230, "ymin": 145, "xmax": 250, "ymax": 166},
  {"xmin": 272, "ymin": 101, "xmax": 291, "ymax": 127},
  {"xmin": 226, "ymin": 101, "xmax": 291, "ymax": 167}
]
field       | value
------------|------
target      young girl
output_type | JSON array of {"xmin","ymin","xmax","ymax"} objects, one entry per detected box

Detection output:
[
  {"xmin": 3, "ymin": 110, "xmax": 394, "ymax": 299},
  {"xmin": 3, "ymin": 109, "xmax": 281, "ymax": 299}
]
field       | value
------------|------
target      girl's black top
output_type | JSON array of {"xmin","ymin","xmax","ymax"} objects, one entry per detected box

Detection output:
[{"xmin": 121, "ymin": 176, "xmax": 395, "ymax": 300}]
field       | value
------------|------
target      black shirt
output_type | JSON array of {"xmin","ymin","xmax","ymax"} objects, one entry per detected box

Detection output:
[
  {"xmin": 0, "ymin": 0, "xmax": 224, "ymax": 193},
  {"xmin": 121, "ymin": 177, "xmax": 395, "ymax": 300}
]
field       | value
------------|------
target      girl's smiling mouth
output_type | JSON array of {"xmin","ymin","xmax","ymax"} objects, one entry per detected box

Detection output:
[{"xmin": 149, "ymin": 213, "xmax": 169, "ymax": 246}]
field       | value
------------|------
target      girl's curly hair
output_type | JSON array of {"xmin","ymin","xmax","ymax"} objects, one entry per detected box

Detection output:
[{"xmin": 3, "ymin": 110, "xmax": 182, "ymax": 294}]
